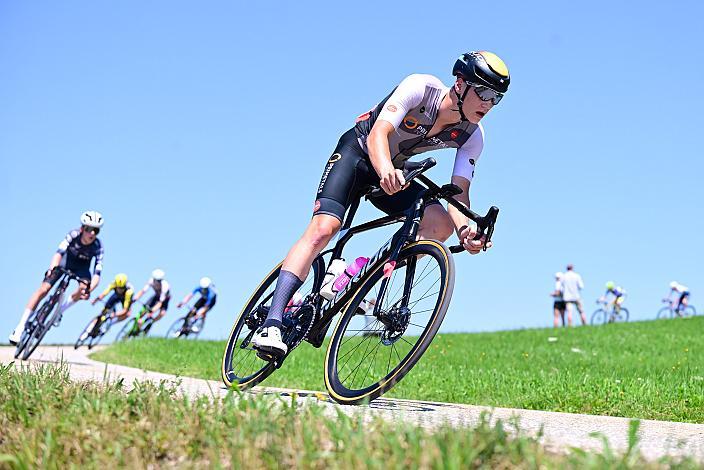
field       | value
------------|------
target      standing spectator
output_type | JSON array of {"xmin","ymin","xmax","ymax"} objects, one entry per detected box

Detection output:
[
  {"xmin": 562, "ymin": 264, "xmax": 586, "ymax": 326},
  {"xmin": 551, "ymin": 272, "xmax": 566, "ymax": 327}
]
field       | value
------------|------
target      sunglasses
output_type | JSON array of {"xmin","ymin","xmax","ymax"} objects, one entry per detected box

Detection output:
[
  {"xmin": 83, "ymin": 226, "xmax": 100, "ymax": 235},
  {"xmin": 466, "ymin": 82, "xmax": 504, "ymax": 105}
]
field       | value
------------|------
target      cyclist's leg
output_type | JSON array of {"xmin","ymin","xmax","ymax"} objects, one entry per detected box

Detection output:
[
  {"xmin": 371, "ymin": 183, "xmax": 451, "ymax": 242},
  {"xmin": 258, "ymin": 131, "xmax": 370, "ymax": 332},
  {"xmin": 12, "ymin": 269, "xmax": 61, "ymax": 339}
]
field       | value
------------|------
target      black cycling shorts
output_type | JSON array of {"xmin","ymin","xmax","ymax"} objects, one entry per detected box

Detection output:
[
  {"xmin": 314, "ymin": 128, "xmax": 440, "ymax": 222},
  {"xmin": 194, "ymin": 296, "xmax": 216, "ymax": 310},
  {"xmin": 146, "ymin": 294, "xmax": 170, "ymax": 311}
]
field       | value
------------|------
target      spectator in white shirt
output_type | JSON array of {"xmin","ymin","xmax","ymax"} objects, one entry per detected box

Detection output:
[{"xmin": 561, "ymin": 264, "xmax": 586, "ymax": 326}]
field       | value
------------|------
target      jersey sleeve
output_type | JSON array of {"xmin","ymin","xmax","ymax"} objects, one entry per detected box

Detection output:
[
  {"xmin": 159, "ymin": 280, "xmax": 170, "ymax": 301},
  {"xmin": 57, "ymin": 230, "xmax": 79, "ymax": 254},
  {"xmin": 376, "ymin": 74, "xmax": 427, "ymax": 129},
  {"xmin": 452, "ymin": 124, "xmax": 484, "ymax": 182},
  {"xmin": 93, "ymin": 241, "xmax": 104, "ymax": 276},
  {"xmin": 100, "ymin": 282, "xmax": 116, "ymax": 298}
]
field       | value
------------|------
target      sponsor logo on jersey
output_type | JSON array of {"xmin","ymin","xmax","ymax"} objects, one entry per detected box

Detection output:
[
  {"xmin": 318, "ymin": 154, "xmax": 341, "ymax": 194},
  {"xmin": 469, "ymin": 159, "xmax": 475, "ymax": 165},
  {"xmin": 403, "ymin": 116, "xmax": 419, "ymax": 130},
  {"xmin": 355, "ymin": 111, "xmax": 371, "ymax": 123},
  {"xmin": 386, "ymin": 104, "xmax": 398, "ymax": 112},
  {"xmin": 450, "ymin": 130, "xmax": 460, "ymax": 140}
]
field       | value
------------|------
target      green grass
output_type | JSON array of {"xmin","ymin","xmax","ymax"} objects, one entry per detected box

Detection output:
[
  {"xmin": 0, "ymin": 362, "xmax": 697, "ymax": 468},
  {"xmin": 92, "ymin": 317, "xmax": 704, "ymax": 423}
]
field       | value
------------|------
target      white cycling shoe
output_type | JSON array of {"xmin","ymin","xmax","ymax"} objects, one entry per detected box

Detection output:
[
  {"xmin": 252, "ymin": 326, "xmax": 288, "ymax": 356},
  {"xmin": 8, "ymin": 329, "xmax": 22, "ymax": 346}
]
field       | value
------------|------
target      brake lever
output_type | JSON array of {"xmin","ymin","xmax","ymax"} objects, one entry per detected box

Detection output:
[{"xmin": 449, "ymin": 206, "xmax": 499, "ymax": 254}]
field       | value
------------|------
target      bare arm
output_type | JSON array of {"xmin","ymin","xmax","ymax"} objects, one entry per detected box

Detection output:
[{"xmin": 368, "ymin": 120, "xmax": 405, "ymax": 195}]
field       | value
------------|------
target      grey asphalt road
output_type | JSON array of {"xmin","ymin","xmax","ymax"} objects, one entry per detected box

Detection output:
[{"xmin": 2, "ymin": 345, "xmax": 702, "ymax": 461}]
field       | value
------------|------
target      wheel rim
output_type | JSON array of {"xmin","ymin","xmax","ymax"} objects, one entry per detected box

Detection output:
[{"xmin": 326, "ymin": 241, "xmax": 452, "ymax": 401}]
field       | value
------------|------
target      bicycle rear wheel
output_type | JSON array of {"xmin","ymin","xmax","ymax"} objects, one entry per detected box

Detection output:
[
  {"xmin": 590, "ymin": 309, "xmax": 606, "ymax": 325},
  {"xmin": 612, "ymin": 307, "xmax": 629, "ymax": 323},
  {"xmin": 656, "ymin": 306, "xmax": 672, "ymax": 320},
  {"xmin": 324, "ymin": 240, "xmax": 455, "ymax": 405},
  {"xmin": 681, "ymin": 305, "xmax": 696, "ymax": 317},
  {"xmin": 221, "ymin": 257, "xmax": 324, "ymax": 390}
]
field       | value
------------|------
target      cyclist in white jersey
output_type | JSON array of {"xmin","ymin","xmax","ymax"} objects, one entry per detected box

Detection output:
[
  {"xmin": 253, "ymin": 51, "xmax": 510, "ymax": 355},
  {"xmin": 133, "ymin": 269, "xmax": 171, "ymax": 328}
]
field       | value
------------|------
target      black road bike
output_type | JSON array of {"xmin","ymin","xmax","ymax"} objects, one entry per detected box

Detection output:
[
  {"xmin": 15, "ymin": 267, "xmax": 85, "ymax": 360},
  {"xmin": 74, "ymin": 301, "xmax": 120, "ymax": 350},
  {"xmin": 166, "ymin": 306, "xmax": 205, "ymax": 339},
  {"xmin": 221, "ymin": 158, "xmax": 499, "ymax": 404}
]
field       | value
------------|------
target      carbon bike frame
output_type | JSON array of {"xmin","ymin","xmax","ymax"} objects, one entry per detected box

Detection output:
[{"xmin": 305, "ymin": 162, "xmax": 498, "ymax": 348}]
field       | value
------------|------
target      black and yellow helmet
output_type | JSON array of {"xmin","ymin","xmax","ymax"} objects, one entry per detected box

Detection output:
[{"xmin": 453, "ymin": 51, "xmax": 510, "ymax": 93}]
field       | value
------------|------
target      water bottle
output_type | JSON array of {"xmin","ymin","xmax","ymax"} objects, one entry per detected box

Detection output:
[
  {"xmin": 333, "ymin": 257, "xmax": 370, "ymax": 293},
  {"xmin": 284, "ymin": 291, "xmax": 303, "ymax": 313},
  {"xmin": 320, "ymin": 258, "xmax": 347, "ymax": 300}
]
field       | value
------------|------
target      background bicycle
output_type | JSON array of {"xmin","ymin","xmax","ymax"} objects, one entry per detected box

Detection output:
[
  {"xmin": 656, "ymin": 299, "xmax": 697, "ymax": 319},
  {"xmin": 114, "ymin": 301, "xmax": 157, "ymax": 341},
  {"xmin": 590, "ymin": 298, "xmax": 629, "ymax": 325},
  {"xmin": 166, "ymin": 302, "xmax": 206, "ymax": 339}
]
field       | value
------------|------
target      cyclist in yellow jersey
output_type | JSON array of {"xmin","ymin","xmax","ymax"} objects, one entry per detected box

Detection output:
[{"xmin": 91, "ymin": 273, "xmax": 134, "ymax": 322}]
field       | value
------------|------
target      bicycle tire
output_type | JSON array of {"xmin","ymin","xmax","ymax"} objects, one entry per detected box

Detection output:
[
  {"xmin": 590, "ymin": 309, "xmax": 607, "ymax": 325},
  {"xmin": 75, "ymin": 317, "xmax": 96, "ymax": 349},
  {"xmin": 22, "ymin": 298, "xmax": 61, "ymax": 360},
  {"xmin": 681, "ymin": 305, "xmax": 696, "ymax": 317},
  {"xmin": 88, "ymin": 317, "xmax": 113, "ymax": 349},
  {"xmin": 166, "ymin": 317, "xmax": 188, "ymax": 339},
  {"xmin": 115, "ymin": 317, "xmax": 137, "ymax": 342},
  {"xmin": 190, "ymin": 317, "xmax": 205, "ymax": 338},
  {"xmin": 612, "ymin": 307, "xmax": 629, "ymax": 323},
  {"xmin": 221, "ymin": 257, "xmax": 324, "ymax": 390},
  {"xmin": 324, "ymin": 240, "xmax": 455, "ymax": 405},
  {"xmin": 14, "ymin": 309, "xmax": 40, "ymax": 359},
  {"xmin": 656, "ymin": 306, "xmax": 672, "ymax": 320}
]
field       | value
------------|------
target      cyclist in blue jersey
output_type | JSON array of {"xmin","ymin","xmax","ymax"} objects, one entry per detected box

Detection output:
[
  {"xmin": 253, "ymin": 51, "xmax": 510, "ymax": 355},
  {"xmin": 176, "ymin": 277, "xmax": 218, "ymax": 325},
  {"xmin": 9, "ymin": 211, "xmax": 105, "ymax": 345}
]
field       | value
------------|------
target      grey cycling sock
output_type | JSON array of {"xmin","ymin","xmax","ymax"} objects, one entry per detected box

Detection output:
[{"xmin": 263, "ymin": 270, "xmax": 303, "ymax": 329}]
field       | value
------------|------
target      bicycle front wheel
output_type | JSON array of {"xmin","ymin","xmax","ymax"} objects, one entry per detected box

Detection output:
[
  {"xmin": 75, "ymin": 317, "xmax": 96, "ymax": 349},
  {"xmin": 656, "ymin": 306, "xmax": 672, "ymax": 320},
  {"xmin": 324, "ymin": 240, "xmax": 455, "ymax": 405},
  {"xmin": 115, "ymin": 317, "xmax": 137, "ymax": 342},
  {"xmin": 221, "ymin": 256, "xmax": 324, "ymax": 390},
  {"xmin": 591, "ymin": 309, "xmax": 606, "ymax": 325},
  {"xmin": 166, "ymin": 317, "xmax": 188, "ymax": 339},
  {"xmin": 22, "ymin": 300, "xmax": 60, "ymax": 360}
]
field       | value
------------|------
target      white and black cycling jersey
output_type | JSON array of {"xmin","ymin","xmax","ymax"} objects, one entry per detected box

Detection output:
[
  {"xmin": 354, "ymin": 74, "xmax": 484, "ymax": 182},
  {"xmin": 57, "ymin": 229, "xmax": 104, "ymax": 276}
]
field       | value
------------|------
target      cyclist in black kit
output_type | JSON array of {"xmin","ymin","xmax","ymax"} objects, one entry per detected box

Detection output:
[
  {"xmin": 10, "ymin": 211, "xmax": 105, "ymax": 345},
  {"xmin": 252, "ymin": 51, "xmax": 511, "ymax": 355}
]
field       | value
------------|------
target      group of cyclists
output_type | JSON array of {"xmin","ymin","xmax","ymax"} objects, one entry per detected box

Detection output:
[
  {"xmin": 8, "ymin": 211, "xmax": 218, "ymax": 346},
  {"xmin": 552, "ymin": 271, "xmax": 693, "ymax": 326}
]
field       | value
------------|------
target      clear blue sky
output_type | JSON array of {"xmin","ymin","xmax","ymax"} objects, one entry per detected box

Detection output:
[{"xmin": 2, "ymin": 1, "xmax": 703, "ymax": 344}]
